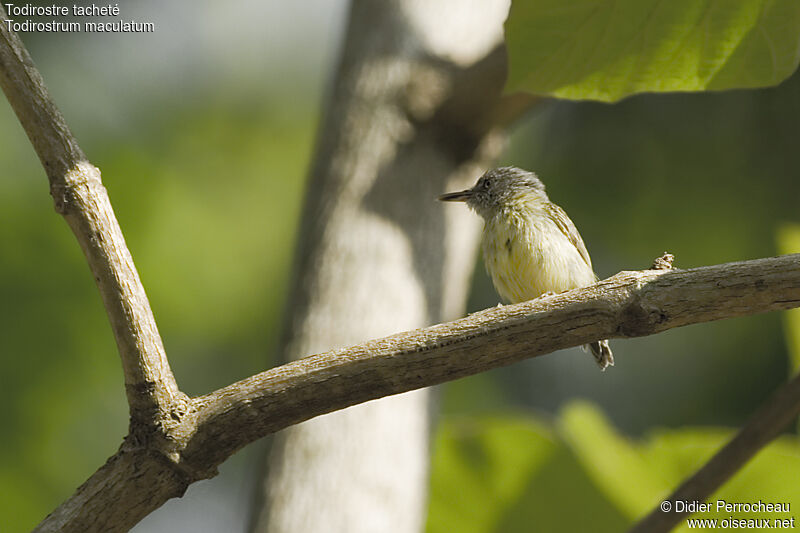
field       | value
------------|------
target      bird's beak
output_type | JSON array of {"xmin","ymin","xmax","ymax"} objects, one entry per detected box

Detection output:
[{"xmin": 438, "ymin": 189, "xmax": 473, "ymax": 202}]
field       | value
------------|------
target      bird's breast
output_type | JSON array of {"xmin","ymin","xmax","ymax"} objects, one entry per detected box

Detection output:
[{"xmin": 481, "ymin": 207, "xmax": 595, "ymax": 304}]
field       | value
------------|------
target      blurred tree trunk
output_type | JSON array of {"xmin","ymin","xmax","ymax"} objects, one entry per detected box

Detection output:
[{"xmin": 251, "ymin": 1, "xmax": 514, "ymax": 531}]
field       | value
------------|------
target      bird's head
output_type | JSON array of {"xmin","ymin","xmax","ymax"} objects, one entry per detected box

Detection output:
[{"xmin": 438, "ymin": 166, "xmax": 547, "ymax": 219}]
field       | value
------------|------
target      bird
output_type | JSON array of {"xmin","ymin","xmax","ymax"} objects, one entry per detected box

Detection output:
[{"xmin": 438, "ymin": 166, "xmax": 613, "ymax": 370}]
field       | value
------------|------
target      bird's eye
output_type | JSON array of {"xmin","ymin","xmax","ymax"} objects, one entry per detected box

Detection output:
[{"xmin": 482, "ymin": 179, "xmax": 491, "ymax": 189}]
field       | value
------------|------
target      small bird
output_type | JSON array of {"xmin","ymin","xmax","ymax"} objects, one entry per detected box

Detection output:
[{"xmin": 439, "ymin": 166, "xmax": 613, "ymax": 370}]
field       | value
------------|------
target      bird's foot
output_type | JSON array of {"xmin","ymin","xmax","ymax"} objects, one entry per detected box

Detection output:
[{"xmin": 587, "ymin": 340, "xmax": 614, "ymax": 371}]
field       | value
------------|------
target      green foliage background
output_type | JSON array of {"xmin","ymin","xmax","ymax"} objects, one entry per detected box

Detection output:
[
  {"xmin": 428, "ymin": 406, "xmax": 800, "ymax": 533},
  {"xmin": 1, "ymin": 2, "xmax": 799, "ymax": 532}
]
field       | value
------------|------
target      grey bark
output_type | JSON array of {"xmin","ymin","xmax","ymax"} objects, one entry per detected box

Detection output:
[{"xmin": 251, "ymin": 1, "xmax": 513, "ymax": 531}]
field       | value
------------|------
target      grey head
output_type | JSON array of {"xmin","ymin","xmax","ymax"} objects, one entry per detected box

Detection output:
[{"xmin": 438, "ymin": 166, "xmax": 547, "ymax": 219}]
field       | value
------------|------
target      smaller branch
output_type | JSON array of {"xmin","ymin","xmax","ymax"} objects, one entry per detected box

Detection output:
[
  {"xmin": 628, "ymin": 370, "xmax": 800, "ymax": 533},
  {"xmin": 0, "ymin": 10, "xmax": 183, "ymax": 421}
]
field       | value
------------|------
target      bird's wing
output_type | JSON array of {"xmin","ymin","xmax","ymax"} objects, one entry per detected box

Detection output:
[{"xmin": 544, "ymin": 202, "xmax": 593, "ymax": 269}]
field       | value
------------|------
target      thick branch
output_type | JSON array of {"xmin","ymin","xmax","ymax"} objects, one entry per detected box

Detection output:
[
  {"xmin": 34, "ymin": 448, "xmax": 189, "ymax": 532},
  {"xmin": 184, "ymin": 254, "xmax": 800, "ymax": 469},
  {"xmin": 628, "ymin": 370, "xmax": 800, "ymax": 533},
  {"xmin": 0, "ymin": 7, "xmax": 183, "ymax": 420},
  {"xmin": 34, "ymin": 254, "xmax": 800, "ymax": 531}
]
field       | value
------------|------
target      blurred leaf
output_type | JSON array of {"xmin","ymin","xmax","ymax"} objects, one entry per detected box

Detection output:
[
  {"xmin": 426, "ymin": 416, "xmax": 559, "ymax": 533},
  {"xmin": 777, "ymin": 224, "xmax": 800, "ymax": 376},
  {"xmin": 641, "ymin": 429, "xmax": 800, "ymax": 532},
  {"xmin": 505, "ymin": 0, "xmax": 800, "ymax": 102},
  {"xmin": 559, "ymin": 402, "xmax": 668, "ymax": 518},
  {"xmin": 429, "ymin": 407, "xmax": 800, "ymax": 532},
  {"xmin": 427, "ymin": 414, "xmax": 630, "ymax": 533}
]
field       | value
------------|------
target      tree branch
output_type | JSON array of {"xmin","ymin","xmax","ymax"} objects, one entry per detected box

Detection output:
[
  {"xmin": 29, "ymin": 253, "xmax": 800, "ymax": 530},
  {"xmin": 181, "ymin": 255, "xmax": 800, "ymax": 468},
  {"xmin": 0, "ymin": 5, "xmax": 184, "ymax": 423},
  {"xmin": 33, "ymin": 449, "xmax": 190, "ymax": 532},
  {"xmin": 628, "ymin": 369, "xmax": 800, "ymax": 533}
]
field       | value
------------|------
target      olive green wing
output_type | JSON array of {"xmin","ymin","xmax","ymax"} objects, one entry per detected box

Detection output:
[{"xmin": 544, "ymin": 202, "xmax": 593, "ymax": 269}]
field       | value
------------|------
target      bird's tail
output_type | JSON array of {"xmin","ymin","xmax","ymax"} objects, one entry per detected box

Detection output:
[{"xmin": 586, "ymin": 340, "xmax": 614, "ymax": 371}]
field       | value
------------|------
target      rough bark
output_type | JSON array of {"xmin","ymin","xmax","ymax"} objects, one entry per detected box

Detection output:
[{"xmin": 250, "ymin": 1, "xmax": 514, "ymax": 531}]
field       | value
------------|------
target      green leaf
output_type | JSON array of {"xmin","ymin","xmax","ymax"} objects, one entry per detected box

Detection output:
[
  {"xmin": 428, "ymin": 408, "xmax": 800, "ymax": 532},
  {"xmin": 505, "ymin": 0, "xmax": 800, "ymax": 102},
  {"xmin": 426, "ymin": 416, "xmax": 559, "ymax": 533},
  {"xmin": 426, "ymin": 415, "xmax": 629, "ymax": 533},
  {"xmin": 560, "ymin": 402, "xmax": 669, "ymax": 519},
  {"xmin": 641, "ymin": 429, "xmax": 800, "ymax": 532},
  {"xmin": 427, "ymin": 414, "xmax": 630, "ymax": 533}
]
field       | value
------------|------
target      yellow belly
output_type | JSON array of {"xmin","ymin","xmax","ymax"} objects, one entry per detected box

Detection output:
[{"xmin": 482, "ymin": 208, "xmax": 596, "ymax": 304}]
